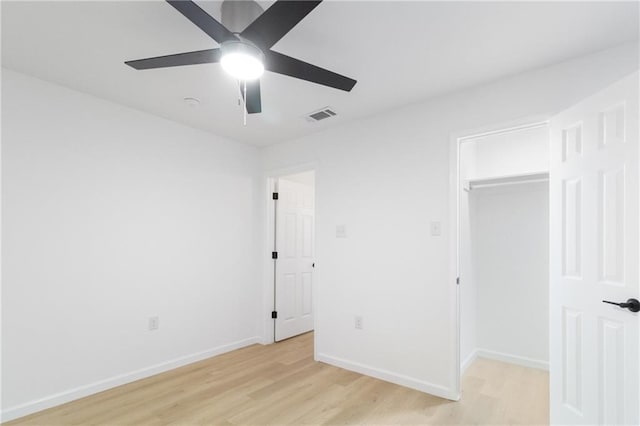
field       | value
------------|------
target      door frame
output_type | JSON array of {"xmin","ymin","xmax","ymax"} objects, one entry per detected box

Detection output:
[
  {"xmin": 448, "ymin": 115, "xmax": 550, "ymax": 399},
  {"xmin": 263, "ymin": 163, "xmax": 318, "ymax": 352}
]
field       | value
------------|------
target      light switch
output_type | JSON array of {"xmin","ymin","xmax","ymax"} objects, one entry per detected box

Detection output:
[
  {"xmin": 336, "ymin": 224, "xmax": 347, "ymax": 238},
  {"xmin": 430, "ymin": 221, "xmax": 442, "ymax": 236}
]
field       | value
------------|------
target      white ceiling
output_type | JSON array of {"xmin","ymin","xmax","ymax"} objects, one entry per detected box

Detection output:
[{"xmin": 2, "ymin": 1, "xmax": 638, "ymax": 147}]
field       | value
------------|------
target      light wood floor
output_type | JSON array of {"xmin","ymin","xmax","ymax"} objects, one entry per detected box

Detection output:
[{"xmin": 6, "ymin": 332, "xmax": 549, "ymax": 425}]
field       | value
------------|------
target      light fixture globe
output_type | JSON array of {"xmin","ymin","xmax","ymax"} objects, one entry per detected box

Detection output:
[{"xmin": 220, "ymin": 40, "xmax": 265, "ymax": 81}]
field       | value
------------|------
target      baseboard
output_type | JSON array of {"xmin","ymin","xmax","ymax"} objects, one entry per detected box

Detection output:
[
  {"xmin": 460, "ymin": 349, "xmax": 478, "ymax": 375},
  {"xmin": 476, "ymin": 348, "xmax": 548, "ymax": 371},
  {"xmin": 1, "ymin": 336, "xmax": 261, "ymax": 423},
  {"xmin": 317, "ymin": 353, "xmax": 458, "ymax": 401}
]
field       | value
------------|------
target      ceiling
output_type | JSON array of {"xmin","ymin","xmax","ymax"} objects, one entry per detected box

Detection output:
[{"xmin": 2, "ymin": 1, "xmax": 638, "ymax": 147}]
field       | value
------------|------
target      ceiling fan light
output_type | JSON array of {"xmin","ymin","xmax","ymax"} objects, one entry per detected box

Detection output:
[
  {"xmin": 220, "ymin": 40, "xmax": 264, "ymax": 81},
  {"xmin": 221, "ymin": 52, "xmax": 264, "ymax": 80}
]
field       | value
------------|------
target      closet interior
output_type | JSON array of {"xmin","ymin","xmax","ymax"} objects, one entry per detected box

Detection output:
[{"xmin": 459, "ymin": 124, "xmax": 550, "ymax": 374}]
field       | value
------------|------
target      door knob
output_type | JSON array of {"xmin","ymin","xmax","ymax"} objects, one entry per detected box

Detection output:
[{"xmin": 602, "ymin": 298, "xmax": 640, "ymax": 313}]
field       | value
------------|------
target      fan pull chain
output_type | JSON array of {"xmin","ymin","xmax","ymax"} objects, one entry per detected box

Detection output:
[
  {"xmin": 236, "ymin": 79, "xmax": 246, "ymax": 125},
  {"xmin": 243, "ymin": 80, "xmax": 247, "ymax": 126}
]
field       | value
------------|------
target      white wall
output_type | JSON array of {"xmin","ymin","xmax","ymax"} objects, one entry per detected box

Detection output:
[
  {"xmin": 1, "ymin": 69, "xmax": 262, "ymax": 420},
  {"xmin": 261, "ymin": 42, "xmax": 639, "ymax": 397},
  {"xmin": 472, "ymin": 182, "xmax": 549, "ymax": 367},
  {"xmin": 470, "ymin": 125, "xmax": 550, "ymax": 180}
]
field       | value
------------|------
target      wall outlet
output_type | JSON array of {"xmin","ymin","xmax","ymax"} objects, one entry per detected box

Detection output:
[
  {"xmin": 336, "ymin": 224, "xmax": 347, "ymax": 238},
  {"xmin": 148, "ymin": 316, "xmax": 159, "ymax": 331},
  {"xmin": 354, "ymin": 315, "xmax": 363, "ymax": 330},
  {"xmin": 430, "ymin": 221, "xmax": 442, "ymax": 236}
]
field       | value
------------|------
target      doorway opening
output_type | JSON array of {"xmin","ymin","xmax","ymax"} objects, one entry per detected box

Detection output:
[
  {"xmin": 268, "ymin": 170, "xmax": 316, "ymax": 343},
  {"xmin": 454, "ymin": 122, "xmax": 550, "ymax": 412}
]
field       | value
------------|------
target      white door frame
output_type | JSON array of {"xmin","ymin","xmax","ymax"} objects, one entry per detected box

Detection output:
[
  {"xmin": 448, "ymin": 115, "xmax": 550, "ymax": 399},
  {"xmin": 263, "ymin": 163, "xmax": 318, "ymax": 352}
]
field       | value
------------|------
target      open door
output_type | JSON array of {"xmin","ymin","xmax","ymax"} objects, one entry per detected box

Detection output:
[
  {"xmin": 550, "ymin": 72, "xmax": 639, "ymax": 425},
  {"xmin": 274, "ymin": 176, "xmax": 315, "ymax": 341}
]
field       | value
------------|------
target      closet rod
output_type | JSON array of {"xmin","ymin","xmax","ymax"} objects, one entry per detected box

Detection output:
[{"xmin": 464, "ymin": 172, "xmax": 549, "ymax": 191}]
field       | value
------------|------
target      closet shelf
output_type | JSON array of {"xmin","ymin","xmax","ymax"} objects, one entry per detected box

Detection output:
[{"xmin": 464, "ymin": 171, "xmax": 549, "ymax": 191}]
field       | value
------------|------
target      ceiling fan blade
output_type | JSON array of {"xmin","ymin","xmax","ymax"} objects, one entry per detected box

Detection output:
[
  {"xmin": 241, "ymin": 80, "xmax": 262, "ymax": 114},
  {"xmin": 265, "ymin": 51, "xmax": 356, "ymax": 92},
  {"xmin": 241, "ymin": 0, "xmax": 322, "ymax": 49},
  {"xmin": 166, "ymin": 0, "xmax": 237, "ymax": 44},
  {"xmin": 125, "ymin": 48, "xmax": 221, "ymax": 70}
]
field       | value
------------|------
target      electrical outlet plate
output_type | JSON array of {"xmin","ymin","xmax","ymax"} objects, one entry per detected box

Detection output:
[{"xmin": 148, "ymin": 316, "xmax": 159, "ymax": 331}]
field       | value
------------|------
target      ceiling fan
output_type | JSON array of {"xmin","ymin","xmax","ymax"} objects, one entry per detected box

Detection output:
[{"xmin": 125, "ymin": 0, "xmax": 357, "ymax": 115}]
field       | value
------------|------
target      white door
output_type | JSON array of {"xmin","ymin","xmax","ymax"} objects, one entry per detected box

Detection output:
[
  {"xmin": 275, "ymin": 177, "xmax": 315, "ymax": 341},
  {"xmin": 550, "ymin": 72, "xmax": 639, "ymax": 425}
]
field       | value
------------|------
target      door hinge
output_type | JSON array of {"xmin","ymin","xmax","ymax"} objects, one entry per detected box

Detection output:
[
  {"xmin": 272, "ymin": 192, "xmax": 279, "ymax": 200},
  {"xmin": 272, "ymin": 251, "xmax": 278, "ymax": 259},
  {"xmin": 456, "ymin": 277, "xmax": 460, "ymax": 285},
  {"xmin": 271, "ymin": 311, "xmax": 278, "ymax": 319}
]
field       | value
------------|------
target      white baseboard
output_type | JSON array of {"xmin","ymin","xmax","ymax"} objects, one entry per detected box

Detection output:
[
  {"xmin": 317, "ymin": 353, "xmax": 458, "ymax": 401},
  {"xmin": 476, "ymin": 348, "xmax": 548, "ymax": 371},
  {"xmin": 1, "ymin": 336, "xmax": 261, "ymax": 423},
  {"xmin": 460, "ymin": 349, "xmax": 478, "ymax": 375}
]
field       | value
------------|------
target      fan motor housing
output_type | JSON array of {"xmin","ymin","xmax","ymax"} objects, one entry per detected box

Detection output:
[
  {"xmin": 220, "ymin": 38, "xmax": 265, "ymax": 61},
  {"xmin": 221, "ymin": 0, "xmax": 265, "ymax": 33}
]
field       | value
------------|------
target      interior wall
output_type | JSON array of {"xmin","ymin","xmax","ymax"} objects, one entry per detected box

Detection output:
[
  {"xmin": 472, "ymin": 183, "xmax": 549, "ymax": 366},
  {"xmin": 260, "ymin": 42, "xmax": 639, "ymax": 397},
  {"xmin": 471, "ymin": 125, "xmax": 550, "ymax": 179},
  {"xmin": 1, "ymin": 69, "xmax": 262, "ymax": 420}
]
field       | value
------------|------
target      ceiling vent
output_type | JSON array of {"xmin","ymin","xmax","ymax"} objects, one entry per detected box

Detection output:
[{"xmin": 305, "ymin": 107, "xmax": 337, "ymax": 123}]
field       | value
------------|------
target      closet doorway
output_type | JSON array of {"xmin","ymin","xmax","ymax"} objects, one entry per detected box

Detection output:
[{"xmin": 456, "ymin": 122, "xmax": 550, "ymax": 396}]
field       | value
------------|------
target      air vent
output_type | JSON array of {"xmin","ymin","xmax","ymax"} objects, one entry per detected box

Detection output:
[{"xmin": 305, "ymin": 107, "xmax": 337, "ymax": 122}]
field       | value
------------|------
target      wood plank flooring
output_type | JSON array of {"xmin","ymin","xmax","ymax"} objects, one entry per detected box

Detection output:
[{"xmin": 6, "ymin": 332, "xmax": 549, "ymax": 425}]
